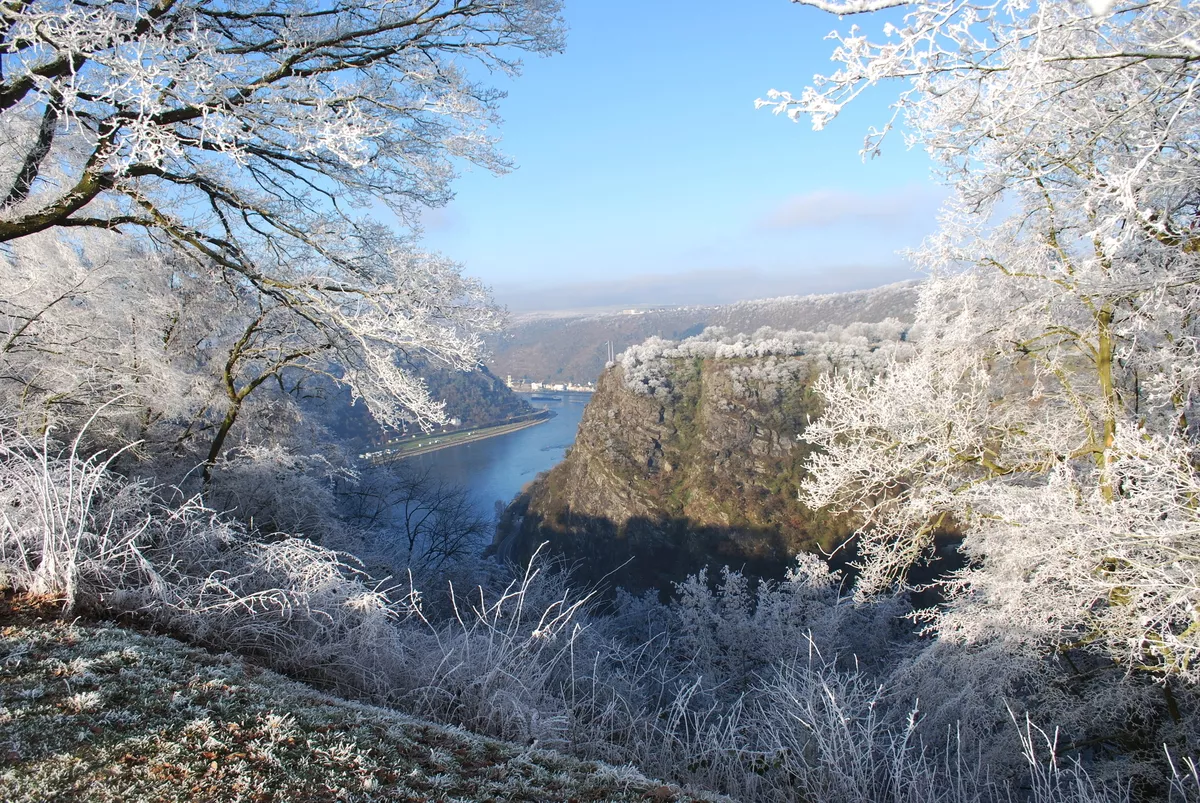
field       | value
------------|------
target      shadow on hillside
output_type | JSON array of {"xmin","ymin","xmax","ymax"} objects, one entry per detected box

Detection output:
[
  {"xmin": 493, "ymin": 492, "xmax": 964, "ymax": 604},
  {"xmin": 500, "ymin": 503, "xmax": 790, "ymax": 600}
]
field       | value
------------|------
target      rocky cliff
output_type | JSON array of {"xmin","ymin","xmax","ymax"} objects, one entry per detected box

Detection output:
[{"xmin": 497, "ymin": 342, "xmax": 878, "ymax": 594}]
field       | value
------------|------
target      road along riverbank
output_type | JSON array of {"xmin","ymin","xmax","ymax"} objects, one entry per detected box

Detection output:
[{"xmin": 362, "ymin": 409, "xmax": 554, "ymax": 465}]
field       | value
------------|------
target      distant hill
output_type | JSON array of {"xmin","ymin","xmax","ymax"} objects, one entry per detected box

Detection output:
[
  {"xmin": 418, "ymin": 362, "xmax": 533, "ymax": 426},
  {"xmin": 487, "ymin": 280, "xmax": 921, "ymax": 385}
]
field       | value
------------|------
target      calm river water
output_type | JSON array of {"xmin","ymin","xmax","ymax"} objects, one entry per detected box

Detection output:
[{"xmin": 405, "ymin": 393, "xmax": 590, "ymax": 522}]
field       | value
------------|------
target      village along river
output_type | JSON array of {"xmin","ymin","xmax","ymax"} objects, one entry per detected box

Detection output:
[{"xmin": 404, "ymin": 393, "xmax": 590, "ymax": 524}]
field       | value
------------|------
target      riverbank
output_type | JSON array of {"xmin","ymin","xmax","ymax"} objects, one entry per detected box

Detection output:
[
  {"xmin": 402, "ymin": 394, "xmax": 590, "ymax": 524},
  {"xmin": 362, "ymin": 409, "xmax": 554, "ymax": 465}
]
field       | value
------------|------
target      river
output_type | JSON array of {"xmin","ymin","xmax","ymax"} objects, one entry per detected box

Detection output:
[{"xmin": 405, "ymin": 392, "xmax": 590, "ymax": 522}]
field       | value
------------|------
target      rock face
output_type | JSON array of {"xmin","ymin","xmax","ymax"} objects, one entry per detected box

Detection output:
[{"xmin": 499, "ymin": 355, "xmax": 853, "ymax": 595}]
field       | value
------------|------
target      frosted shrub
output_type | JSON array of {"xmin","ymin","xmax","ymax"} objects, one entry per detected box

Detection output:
[
  {"xmin": 618, "ymin": 321, "xmax": 910, "ymax": 397},
  {"xmin": 0, "ymin": 423, "xmax": 140, "ymax": 607},
  {"xmin": 151, "ymin": 534, "xmax": 405, "ymax": 697},
  {"xmin": 598, "ymin": 558, "xmax": 1194, "ymax": 802},
  {"xmin": 665, "ymin": 557, "xmax": 907, "ymax": 694},
  {"xmin": 204, "ymin": 442, "xmax": 343, "ymax": 541},
  {"xmin": 0, "ymin": 422, "xmax": 406, "ymax": 695},
  {"xmin": 384, "ymin": 555, "xmax": 600, "ymax": 747},
  {"xmin": 745, "ymin": 659, "xmax": 949, "ymax": 803},
  {"xmin": 624, "ymin": 636, "xmax": 1139, "ymax": 803}
]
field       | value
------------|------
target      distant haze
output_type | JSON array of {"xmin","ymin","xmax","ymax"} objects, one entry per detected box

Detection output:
[
  {"xmin": 494, "ymin": 265, "xmax": 917, "ymax": 314},
  {"xmin": 488, "ymin": 280, "xmax": 921, "ymax": 386}
]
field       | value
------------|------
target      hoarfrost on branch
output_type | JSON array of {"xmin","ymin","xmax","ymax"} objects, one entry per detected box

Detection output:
[
  {"xmin": 772, "ymin": 0, "xmax": 1200, "ymax": 681},
  {"xmin": 0, "ymin": 0, "xmax": 564, "ymax": 434}
]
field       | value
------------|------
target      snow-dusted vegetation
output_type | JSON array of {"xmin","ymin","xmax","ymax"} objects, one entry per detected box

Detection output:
[
  {"xmin": 618, "ymin": 320, "xmax": 909, "ymax": 398},
  {"xmin": 1, "ymin": 615, "xmax": 714, "ymax": 802},
  {"xmin": 8, "ymin": 427, "xmax": 1190, "ymax": 801},
  {"xmin": 490, "ymin": 279, "xmax": 921, "ymax": 385},
  {"xmin": 2, "ymin": 1, "xmax": 1200, "ymax": 802},
  {"xmin": 761, "ymin": 0, "xmax": 1200, "ymax": 686}
]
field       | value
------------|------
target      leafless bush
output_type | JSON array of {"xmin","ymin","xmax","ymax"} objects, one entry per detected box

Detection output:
[
  {"xmin": 0, "ymin": 420, "xmax": 141, "ymax": 609},
  {"xmin": 615, "ymin": 648, "xmax": 1144, "ymax": 803},
  {"xmin": 392, "ymin": 549, "xmax": 596, "ymax": 747},
  {"xmin": 335, "ymin": 464, "xmax": 493, "ymax": 579},
  {"xmin": 0, "ymin": 422, "xmax": 407, "ymax": 696}
]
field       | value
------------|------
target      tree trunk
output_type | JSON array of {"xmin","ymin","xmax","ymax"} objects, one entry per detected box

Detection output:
[
  {"xmin": 2, "ymin": 95, "xmax": 59, "ymax": 209},
  {"xmin": 202, "ymin": 402, "xmax": 241, "ymax": 485}
]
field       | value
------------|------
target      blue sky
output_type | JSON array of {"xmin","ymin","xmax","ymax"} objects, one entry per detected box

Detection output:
[{"xmin": 422, "ymin": 0, "xmax": 942, "ymax": 312}]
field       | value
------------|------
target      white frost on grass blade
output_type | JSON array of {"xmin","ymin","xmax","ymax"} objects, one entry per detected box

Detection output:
[{"xmin": 0, "ymin": 617, "xmax": 724, "ymax": 803}]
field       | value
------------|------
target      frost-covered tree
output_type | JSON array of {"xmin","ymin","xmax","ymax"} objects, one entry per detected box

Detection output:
[
  {"xmin": 0, "ymin": 0, "xmax": 562, "ymax": 431},
  {"xmin": 0, "ymin": 0, "xmax": 561, "ymax": 244},
  {"xmin": 0, "ymin": 224, "xmax": 496, "ymax": 492},
  {"xmin": 764, "ymin": 1, "xmax": 1200, "ymax": 681},
  {"xmin": 617, "ymin": 321, "xmax": 909, "ymax": 399},
  {"xmin": 0, "ymin": 228, "xmax": 197, "ymax": 444}
]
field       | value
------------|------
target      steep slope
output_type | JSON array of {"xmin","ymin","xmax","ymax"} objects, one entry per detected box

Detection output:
[
  {"xmin": 418, "ymin": 362, "xmax": 533, "ymax": 426},
  {"xmin": 0, "ymin": 609, "xmax": 721, "ymax": 802},
  {"xmin": 497, "ymin": 325, "xmax": 908, "ymax": 594},
  {"xmin": 488, "ymin": 280, "xmax": 920, "ymax": 385}
]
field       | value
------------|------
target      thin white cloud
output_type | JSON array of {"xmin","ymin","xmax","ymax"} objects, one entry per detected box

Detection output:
[
  {"xmin": 495, "ymin": 265, "xmax": 914, "ymax": 313},
  {"xmin": 760, "ymin": 186, "xmax": 941, "ymax": 231}
]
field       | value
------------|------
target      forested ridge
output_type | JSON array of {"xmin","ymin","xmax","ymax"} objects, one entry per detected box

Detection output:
[
  {"xmin": 2, "ymin": 1, "xmax": 1200, "ymax": 802},
  {"xmin": 487, "ymin": 280, "xmax": 920, "ymax": 385},
  {"xmin": 417, "ymin": 362, "xmax": 534, "ymax": 428}
]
